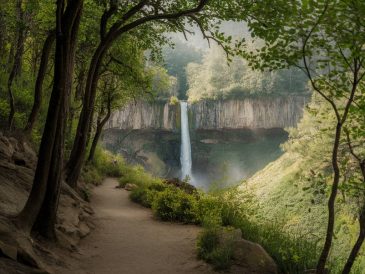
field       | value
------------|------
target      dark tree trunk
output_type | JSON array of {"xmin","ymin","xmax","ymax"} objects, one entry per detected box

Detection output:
[
  {"xmin": 24, "ymin": 30, "xmax": 56, "ymax": 134},
  {"xmin": 88, "ymin": 98, "xmax": 111, "ymax": 162},
  {"xmin": 0, "ymin": 9, "xmax": 6, "ymax": 57},
  {"xmin": 7, "ymin": 0, "xmax": 26, "ymax": 130},
  {"xmin": 15, "ymin": 0, "xmax": 83, "ymax": 239},
  {"xmin": 342, "ymin": 208, "xmax": 365, "ymax": 274},
  {"xmin": 341, "ymin": 162, "xmax": 365, "ymax": 274},
  {"xmin": 65, "ymin": 42, "xmax": 109, "ymax": 188},
  {"xmin": 316, "ymin": 123, "xmax": 342, "ymax": 273}
]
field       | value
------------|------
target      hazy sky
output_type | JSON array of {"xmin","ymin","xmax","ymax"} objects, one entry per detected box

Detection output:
[{"xmin": 170, "ymin": 21, "xmax": 249, "ymax": 51}]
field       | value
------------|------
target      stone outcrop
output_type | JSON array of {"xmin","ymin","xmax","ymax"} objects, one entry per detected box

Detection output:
[
  {"xmin": 107, "ymin": 100, "xmax": 179, "ymax": 130},
  {"xmin": 106, "ymin": 95, "xmax": 308, "ymax": 131},
  {"xmin": 191, "ymin": 96, "xmax": 308, "ymax": 129},
  {"xmin": 0, "ymin": 132, "xmax": 94, "ymax": 273}
]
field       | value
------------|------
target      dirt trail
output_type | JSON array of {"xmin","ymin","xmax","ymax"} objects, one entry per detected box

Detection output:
[{"xmin": 57, "ymin": 178, "xmax": 213, "ymax": 274}]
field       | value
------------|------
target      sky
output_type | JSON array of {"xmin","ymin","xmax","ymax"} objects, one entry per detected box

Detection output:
[{"xmin": 169, "ymin": 21, "xmax": 250, "ymax": 51}]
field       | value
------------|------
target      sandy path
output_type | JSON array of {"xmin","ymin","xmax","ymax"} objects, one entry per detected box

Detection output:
[{"xmin": 58, "ymin": 178, "xmax": 213, "ymax": 274}]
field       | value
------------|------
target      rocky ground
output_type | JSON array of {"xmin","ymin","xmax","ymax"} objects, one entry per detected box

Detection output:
[
  {"xmin": 0, "ymin": 132, "xmax": 94, "ymax": 273},
  {"xmin": 0, "ymin": 132, "xmax": 278, "ymax": 274}
]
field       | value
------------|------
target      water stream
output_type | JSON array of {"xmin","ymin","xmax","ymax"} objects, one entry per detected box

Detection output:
[{"xmin": 180, "ymin": 101, "xmax": 192, "ymax": 181}]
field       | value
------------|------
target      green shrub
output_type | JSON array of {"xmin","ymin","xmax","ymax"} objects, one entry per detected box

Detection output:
[
  {"xmin": 129, "ymin": 182, "xmax": 168, "ymax": 208},
  {"xmin": 197, "ymin": 226, "xmax": 234, "ymax": 270},
  {"xmin": 118, "ymin": 164, "xmax": 162, "ymax": 188},
  {"xmin": 92, "ymin": 147, "xmax": 124, "ymax": 177},
  {"xmin": 130, "ymin": 187, "xmax": 151, "ymax": 207},
  {"xmin": 81, "ymin": 166, "xmax": 103, "ymax": 185},
  {"xmin": 152, "ymin": 187, "xmax": 199, "ymax": 223},
  {"xmin": 197, "ymin": 227, "xmax": 220, "ymax": 258},
  {"xmin": 235, "ymin": 218, "xmax": 319, "ymax": 274}
]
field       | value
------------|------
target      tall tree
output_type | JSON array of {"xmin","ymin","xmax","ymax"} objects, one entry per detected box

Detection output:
[
  {"xmin": 24, "ymin": 30, "xmax": 55, "ymax": 133},
  {"xmin": 7, "ymin": 0, "xmax": 27, "ymax": 130},
  {"xmin": 65, "ymin": 0, "xmax": 245, "ymax": 188},
  {"xmin": 15, "ymin": 0, "xmax": 83, "ymax": 240},
  {"xmin": 238, "ymin": 0, "xmax": 365, "ymax": 272}
]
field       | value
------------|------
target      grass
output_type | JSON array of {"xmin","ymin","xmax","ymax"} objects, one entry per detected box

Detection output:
[
  {"xmin": 84, "ymin": 147, "xmax": 363, "ymax": 273},
  {"xmin": 81, "ymin": 147, "xmax": 125, "ymax": 185},
  {"xmin": 197, "ymin": 226, "xmax": 235, "ymax": 270},
  {"xmin": 126, "ymin": 173, "xmax": 321, "ymax": 273}
]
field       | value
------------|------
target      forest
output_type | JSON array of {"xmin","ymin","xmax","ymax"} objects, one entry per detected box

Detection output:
[{"xmin": 0, "ymin": 0, "xmax": 364, "ymax": 274}]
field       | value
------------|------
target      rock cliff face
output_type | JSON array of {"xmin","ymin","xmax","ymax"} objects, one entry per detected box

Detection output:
[
  {"xmin": 107, "ymin": 101, "xmax": 179, "ymax": 130},
  {"xmin": 191, "ymin": 96, "xmax": 308, "ymax": 129},
  {"xmin": 106, "ymin": 95, "xmax": 308, "ymax": 131}
]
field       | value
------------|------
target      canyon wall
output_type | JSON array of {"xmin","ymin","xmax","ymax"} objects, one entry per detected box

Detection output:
[
  {"xmin": 106, "ymin": 95, "xmax": 309, "ymax": 130},
  {"xmin": 107, "ymin": 100, "xmax": 178, "ymax": 130}
]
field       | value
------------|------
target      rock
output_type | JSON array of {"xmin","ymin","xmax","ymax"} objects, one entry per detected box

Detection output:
[
  {"xmin": 78, "ymin": 222, "xmax": 91, "ymax": 238},
  {"xmin": 164, "ymin": 178, "xmax": 196, "ymax": 194},
  {"xmin": 231, "ymin": 239, "xmax": 278, "ymax": 274},
  {"xmin": 124, "ymin": 183, "xmax": 138, "ymax": 191},
  {"xmin": 0, "ymin": 258, "xmax": 49, "ymax": 274},
  {"xmin": 215, "ymin": 228, "xmax": 277, "ymax": 274},
  {"xmin": 105, "ymin": 96, "xmax": 308, "ymax": 131},
  {"xmin": 0, "ymin": 239, "xmax": 18, "ymax": 260},
  {"xmin": 0, "ymin": 133, "xmax": 95, "ymax": 272},
  {"xmin": 200, "ymin": 139, "xmax": 219, "ymax": 144}
]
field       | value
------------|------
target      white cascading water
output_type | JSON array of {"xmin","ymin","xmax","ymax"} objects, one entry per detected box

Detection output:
[{"xmin": 180, "ymin": 101, "xmax": 192, "ymax": 181}]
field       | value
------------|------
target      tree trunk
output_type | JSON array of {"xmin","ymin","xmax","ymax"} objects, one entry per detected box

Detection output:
[
  {"xmin": 341, "ymin": 162, "xmax": 365, "ymax": 274},
  {"xmin": 15, "ymin": 0, "xmax": 83, "ymax": 239},
  {"xmin": 341, "ymin": 207, "xmax": 365, "ymax": 274},
  {"xmin": 316, "ymin": 122, "xmax": 342, "ymax": 274},
  {"xmin": 88, "ymin": 99, "xmax": 111, "ymax": 162},
  {"xmin": 7, "ymin": 0, "xmax": 26, "ymax": 130},
  {"xmin": 65, "ymin": 41, "xmax": 110, "ymax": 188},
  {"xmin": 0, "ymin": 9, "xmax": 6, "ymax": 57},
  {"xmin": 24, "ymin": 30, "xmax": 56, "ymax": 133}
]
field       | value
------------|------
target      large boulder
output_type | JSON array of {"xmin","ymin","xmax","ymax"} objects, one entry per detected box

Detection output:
[
  {"xmin": 231, "ymin": 239, "xmax": 278, "ymax": 274},
  {"xmin": 219, "ymin": 228, "xmax": 278, "ymax": 274},
  {"xmin": 124, "ymin": 183, "xmax": 138, "ymax": 191}
]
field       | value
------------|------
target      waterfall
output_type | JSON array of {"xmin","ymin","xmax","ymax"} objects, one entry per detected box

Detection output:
[{"xmin": 180, "ymin": 101, "xmax": 192, "ymax": 181}]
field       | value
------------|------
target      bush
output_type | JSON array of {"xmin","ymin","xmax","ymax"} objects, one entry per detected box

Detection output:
[
  {"xmin": 169, "ymin": 95, "xmax": 179, "ymax": 105},
  {"xmin": 92, "ymin": 147, "xmax": 124, "ymax": 177},
  {"xmin": 118, "ymin": 165, "xmax": 162, "ymax": 188},
  {"xmin": 81, "ymin": 166, "xmax": 103, "ymax": 185},
  {"xmin": 197, "ymin": 227, "xmax": 220, "ymax": 258},
  {"xmin": 152, "ymin": 187, "xmax": 199, "ymax": 223},
  {"xmin": 235, "ymin": 218, "xmax": 319, "ymax": 273},
  {"xmin": 81, "ymin": 147, "xmax": 125, "ymax": 185},
  {"xmin": 129, "ymin": 182, "xmax": 168, "ymax": 208},
  {"xmin": 197, "ymin": 226, "xmax": 234, "ymax": 270},
  {"xmin": 130, "ymin": 187, "xmax": 151, "ymax": 207}
]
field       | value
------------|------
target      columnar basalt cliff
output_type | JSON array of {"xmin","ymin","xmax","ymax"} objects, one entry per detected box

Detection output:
[
  {"xmin": 106, "ymin": 95, "xmax": 308, "ymax": 131},
  {"xmin": 103, "ymin": 95, "xmax": 309, "ymax": 185},
  {"xmin": 191, "ymin": 96, "xmax": 308, "ymax": 129},
  {"xmin": 107, "ymin": 100, "xmax": 179, "ymax": 130}
]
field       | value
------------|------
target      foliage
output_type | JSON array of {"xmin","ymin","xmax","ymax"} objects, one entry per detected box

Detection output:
[
  {"xmin": 197, "ymin": 226, "xmax": 234, "ymax": 270},
  {"xmin": 168, "ymin": 95, "xmax": 179, "ymax": 106},
  {"xmin": 118, "ymin": 164, "xmax": 162, "ymax": 188},
  {"xmin": 81, "ymin": 147, "xmax": 124, "ymax": 185},
  {"xmin": 126, "ymin": 170, "xmax": 326, "ymax": 273},
  {"xmin": 152, "ymin": 187, "xmax": 199, "ymax": 223},
  {"xmin": 162, "ymin": 38, "xmax": 203, "ymax": 99},
  {"xmin": 186, "ymin": 44, "xmax": 308, "ymax": 102}
]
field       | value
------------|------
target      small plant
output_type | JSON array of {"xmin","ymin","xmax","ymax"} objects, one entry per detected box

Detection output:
[
  {"xmin": 197, "ymin": 226, "xmax": 235, "ymax": 270},
  {"xmin": 152, "ymin": 187, "xmax": 199, "ymax": 223},
  {"xmin": 169, "ymin": 95, "xmax": 179, "ymax": 105},
  {"xmin": 197, "ymin": 227, "xmax": 220, "ymax": 258},
  {"xmin": 118, "ymin": 164, "xmax": 162, "ymax": 188}
]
